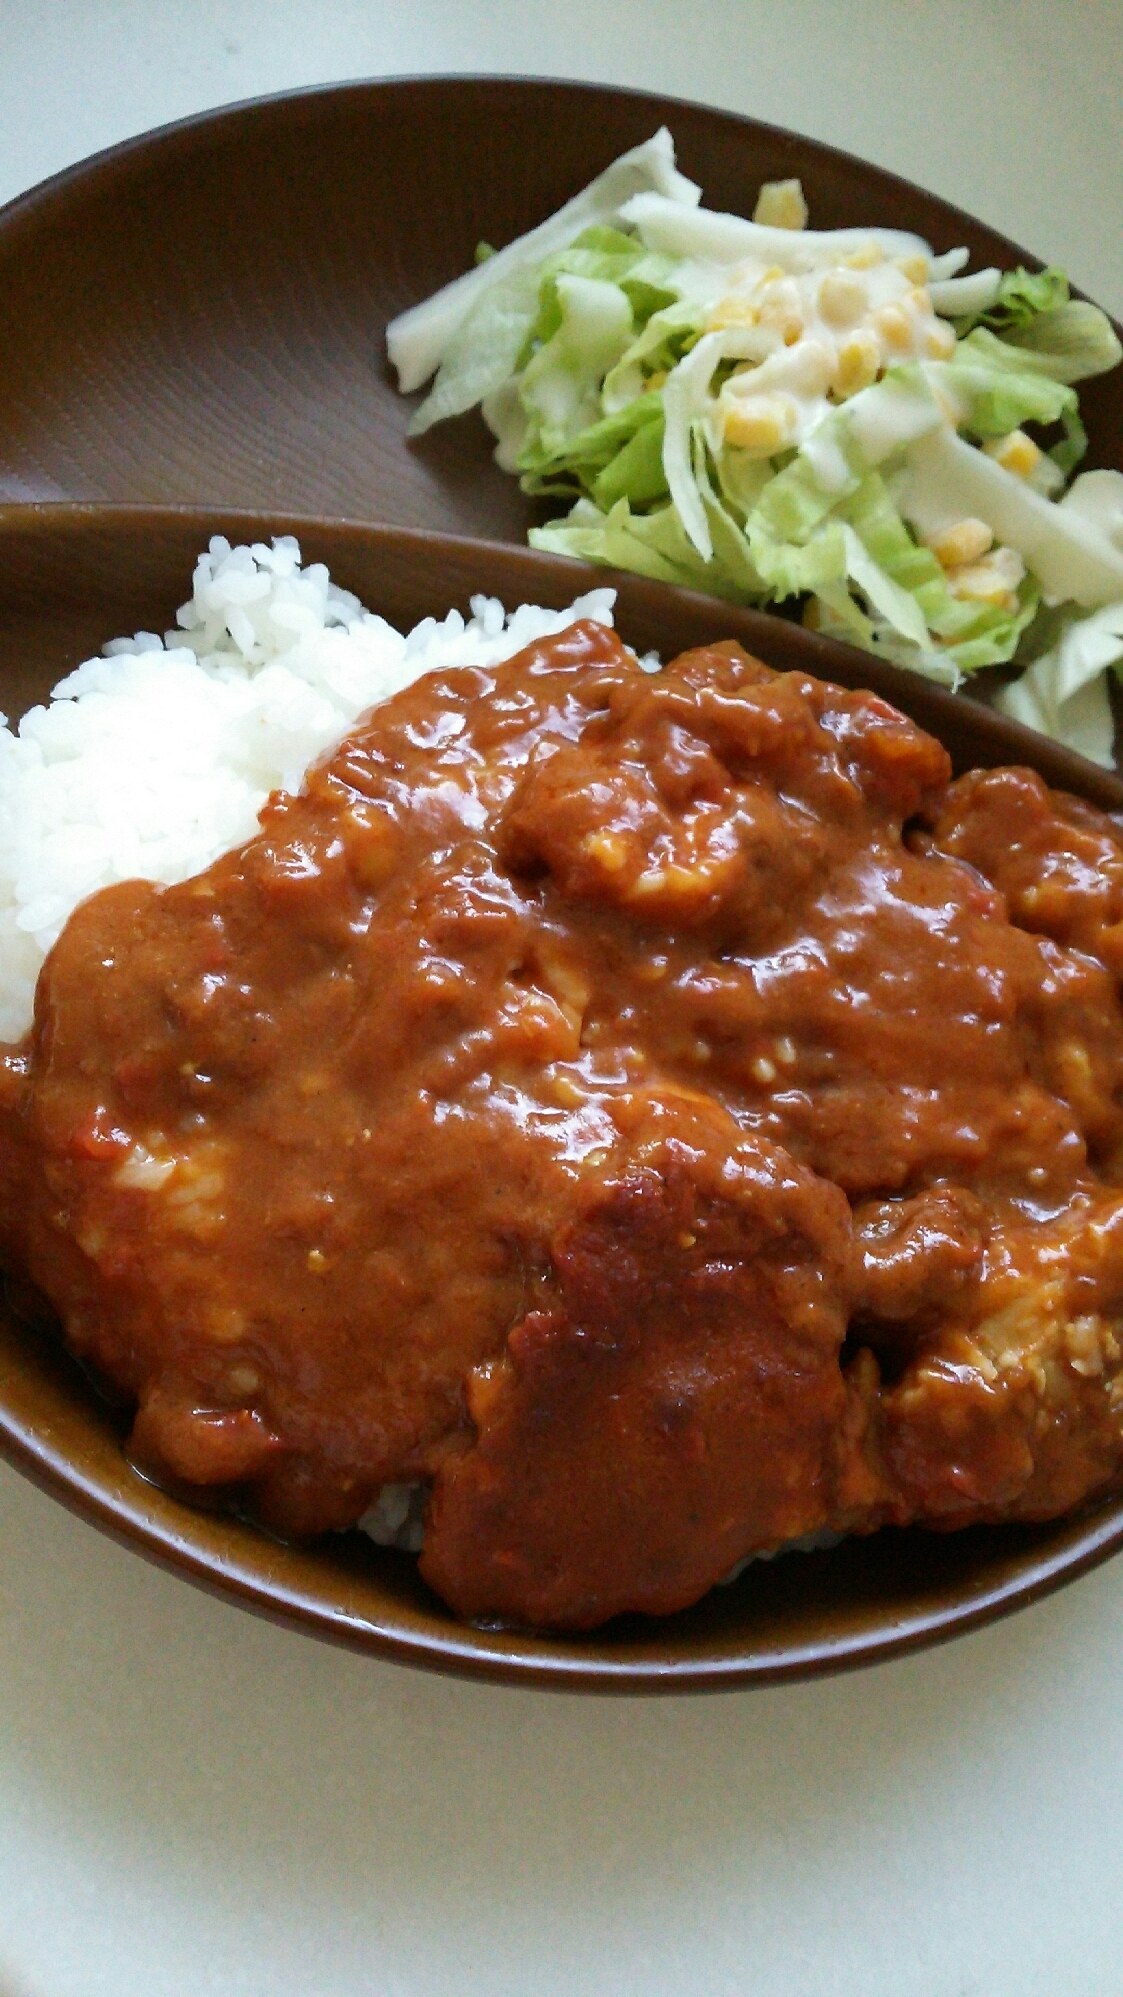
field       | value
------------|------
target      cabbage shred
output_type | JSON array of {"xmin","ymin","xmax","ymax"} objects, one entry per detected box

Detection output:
[{"xmin": 388, "ymin": 131, "xmax": 1123, "ymax": 767}]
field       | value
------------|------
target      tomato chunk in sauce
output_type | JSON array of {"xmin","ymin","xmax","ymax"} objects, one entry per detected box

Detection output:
[{"xmin": 4, "ymin": 622, "xmax": 1123, "ymax": 1630}]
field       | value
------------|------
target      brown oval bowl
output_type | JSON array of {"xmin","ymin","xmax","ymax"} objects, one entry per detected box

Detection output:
[
  {"xmin": 3, "ymin": 501, "xmax": 1123, "ymax": 1691},
  {"xmin": 0, "ymin": 76, "xmax": 1119, "ymax": 524}
]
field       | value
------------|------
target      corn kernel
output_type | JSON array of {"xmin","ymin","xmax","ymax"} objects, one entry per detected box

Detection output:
[
  {"xmin": 924, "ymin": 319, "xmax": 957, "ymax": 360},
  {"xmin": 834, "ymin": 330, "xmax": 880, "ymax": 398},
  {"xmin": 874, "ymin": 302, "xmax": 913, "ymax": 356},
  {"xmin": 753, "ymin": 178, "xmax": 808, "ymax": 231},
  {"xmin": 843, "ymin": 240, "xmax": 884, "ymax": 270},
  {"xmin": 896, "ymin": 252, "xmax": 929, "ymax": 286},
  {"xmin": 948, "ymin": 569, "xmax": 1016, "ymax": 611},
  {"xmin": 707, "ymin": 294, "xmax": 760, "ymax": 331},
  {"xmin": 758, "ymin": 277, "xmax": 803, "ymax": 344},
  {"xmin": 307, "ymin": 1248, "xmax": 328, "ymax": 1272},
  {"xmin": 817, "ymin": 267, "xmax": 868, "ymax": 329},
  {"xmin": 788, "ymin": 336, "xmax": 835, "ymax": 397},
  {"xmin": 983, "ymin": 429, "xmax": 1043, "ymax": 479},
  {"xmin": 946, "ymin": 545, "xmax": 1025, "ymax": 610},
  {"xmin": 925, "ymin": 517, "xmax": 994, "ymax": 569},
  {"xmin": 722, "ymin": 392, "xmax": 798, "ymax": 456}
]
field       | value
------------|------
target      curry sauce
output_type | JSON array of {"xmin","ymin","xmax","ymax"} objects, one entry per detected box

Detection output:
[{"xmin": 4, "ymin": 622, "xmax": 1123, "ymax": 1629}]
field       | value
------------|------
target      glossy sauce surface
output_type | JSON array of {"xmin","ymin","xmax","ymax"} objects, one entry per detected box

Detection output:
[{"xmin": 4, "ymin": 622, "xmax": 1123, "ymax": 1630}]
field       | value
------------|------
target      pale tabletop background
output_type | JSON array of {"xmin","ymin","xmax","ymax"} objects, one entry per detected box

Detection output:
[{"xmin": 2, "ymin": 5, "xmax": 1122, "ymax": 1994}]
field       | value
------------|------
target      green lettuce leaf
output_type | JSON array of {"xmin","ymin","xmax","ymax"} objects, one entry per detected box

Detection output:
[
  {"xmin": 996, "ymin": 600, "xmax": 1123, "ymax": 767},
  {"xmin": 601, "ymin": 299, "xmax": 707, "ymax": 413},
  {"xmin": 515, "ymin": 274, "xmax": 635, "ymax": 461},
  {"xmin": 530, "ymin": 447, "xmax": 1039, "ymax": 686},
  {"xmin": 390, "ymin": 124, "xmax": 700, "ymax": 403},
  {"xmin": 945, "ymin": 328, "xmax": 1077, "ymax": 429},
  {"xmin": 958, "ymin": 265, "xmax": 1070, "ymax": 335},
  {"xmin": 690, "ymin": 429, "xmax": 769, "ymax": 595},
  {"xmin": 530, "ymin": 495, "xmax": 750, "ymax": 599},
  {"xmin": 513, "ymin": 227, "xmax": 651, "ymax": 369},
  {"xmin": 405, "ymin": 265, "xmax": 543, "ymax": 439},
  {"xmin": 802, "ymin": 472, "xmax": 1035, "ymax": 671},
  {"xmin": 592, "ymin": 405, "xmax": 669, "ymax": 509},
  {"xmin": 517, "ymin": 391, "xmax": 667, "ymax": 504},
  {"xmin": 946, "ymin": 259, "xmax": 1120, "ymax": 392},
  {"xmin": 936, "ymin": 329, "xmax": 1085, "ymax": 475},
  {"xmin": 896, "ymin": 426, "xmax": 1123, "ymax": 608},
  {"xmin": 1003, "ymin": 300, "xmax": 1123, "ymax": 386}
]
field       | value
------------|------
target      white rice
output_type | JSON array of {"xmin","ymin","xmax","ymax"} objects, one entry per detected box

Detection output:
[{"xmin": 0, "ymin": 535, "xmax": 616, "ymax": 1042}]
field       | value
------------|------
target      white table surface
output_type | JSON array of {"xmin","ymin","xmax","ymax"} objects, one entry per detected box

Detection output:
[{"xmin": 2, "ymin": 6, "xmax": 1123, "ymax": 1993}]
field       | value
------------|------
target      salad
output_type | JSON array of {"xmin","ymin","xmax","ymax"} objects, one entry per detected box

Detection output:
[{"xmin": 388, "ymin": 130, "xmax": 1123, "ymax": 765}]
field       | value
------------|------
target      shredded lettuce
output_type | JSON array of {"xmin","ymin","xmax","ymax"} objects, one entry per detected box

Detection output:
[
  {"xmin": 952, "ymin": 265, "xmax": 1069, "ymax": 335},
  {"xmin": 936, "ymin": 329, "xmax": 1086, "ymax": 474},
  {"xmin": 391, "ymin": 127, "xmax": 700, "ymax": 427},
  {"xmin": 929, "ymin": 269, "xmax": 1002, "ymax": 320},
  {"xmin": 532, "ymin": 494, "xmax": 751, "ymax": 599},
  {"xmin": 518, "ymin": 391, "xmax": 666, "ymax": 503},
  {"xmin": 1061, "ymin": 469, "xmax": 1123, "ymax": 548},
  {"xmin": 835, "ymin": 472, "xmax": 1039, "ymax": 669},
  {"xmin": 512, "ymin": 227, "xmax": 668, "ymax": 366},
  {"xmin": 615, "ymin": 189, "xmax": 933, "ymax": 274},
  {"xmin": 391, "ymin": 127, "xmax": 1123, "ymax": 764},
  {"xmin": 997, "ymin": 602, "xmax": 1123, "ymax": 767},
  {"xmin": 602, "ymin": 299, "xmax": 707, "ymax": 414},
  {"xmin": 896, "ymin": 428, "xmax": 1123, "ymax": 608},
  {"xmin": 516, "ymin": 274, "xmax": 635, "ymax": 461},
  {"xmin": 1004, "ymin": 301, "xmax": 1123, "ymax": 386},
  {"xmin": 946, "ymin": 263, "xmax": 1120, "ymax": 387}
]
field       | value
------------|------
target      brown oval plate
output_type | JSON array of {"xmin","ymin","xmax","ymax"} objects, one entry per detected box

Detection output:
[
  {"xmin": 3, "ymin": 500, "xmax": 1123, "ymax": 1692},
  {"xmin": 0, "ymin": 76, "xmax": 1119, "ymax": 528}
]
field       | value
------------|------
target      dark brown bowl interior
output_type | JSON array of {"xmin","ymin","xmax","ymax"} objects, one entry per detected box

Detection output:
[
  {"xmin": 0, "ymin": 76, "xmax": 1119, "ymax": 525},
  {"xmin": 3, "ymin": 501, "xmax": 1123, "ymax": 1692}
]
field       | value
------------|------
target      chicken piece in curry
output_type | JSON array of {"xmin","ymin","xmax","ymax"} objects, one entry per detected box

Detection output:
[{"xmin": 4, "ymin": 620, "xmax": 1123, "ymax": 1631}]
